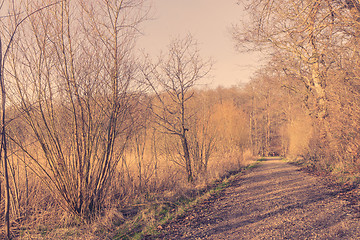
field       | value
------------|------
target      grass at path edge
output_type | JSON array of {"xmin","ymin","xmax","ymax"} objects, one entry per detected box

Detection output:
[{"xmin": 114, "ymin": 159, "xmax": 262, "ymax": 240}]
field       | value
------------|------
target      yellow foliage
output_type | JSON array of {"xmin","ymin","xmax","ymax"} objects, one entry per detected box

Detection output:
[
  {"xmin": 210, "ymin": 100, "xmax": 248, "ymax": 151},
  {"xmin": 287, "ymin": 114, "xmax": 313, "ymax": 158}
]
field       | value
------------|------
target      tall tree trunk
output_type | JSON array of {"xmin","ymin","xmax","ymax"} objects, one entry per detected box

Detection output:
[
  {"xmin": 0, "ymin": 37, "xmax": 11, "ymax": 240},
  {"xmin": 181, "ymin": 132, "xmax": 193, "ymax": 182},
  {"xmin": 1, "ymin": 126, "xmax": 10, "ymax": 239},
  {"xmin": 310, "ymin": 54, "xmax": 327, "ymax": 119}
]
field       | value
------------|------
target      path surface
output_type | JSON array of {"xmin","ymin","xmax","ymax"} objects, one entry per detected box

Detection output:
[{"xmin": 153, "ymin": 158, "xmax": 360, "ymax": 239}]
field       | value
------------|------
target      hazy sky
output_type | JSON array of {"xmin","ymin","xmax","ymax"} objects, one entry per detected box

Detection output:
[{"xmin": 137, "ymin": 0, "xmax": 261, "ymax": 88}]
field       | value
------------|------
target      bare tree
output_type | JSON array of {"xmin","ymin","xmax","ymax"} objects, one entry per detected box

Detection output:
[{"xmin": 142, "ymin": 35, "xmax": 212, "ymax": 182}]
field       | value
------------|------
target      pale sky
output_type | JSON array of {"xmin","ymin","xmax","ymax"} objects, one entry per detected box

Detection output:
[{"xmin": 137, "ymin": 0, "xmax": 261, "ymax": 88}]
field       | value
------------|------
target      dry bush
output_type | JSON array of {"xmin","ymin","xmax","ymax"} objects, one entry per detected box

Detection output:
[
  {"xmin": 207, "ymin": 152, "xmax": 246, "ymax": 180},
  {"xmin": 286, "ymin": 113, "xmax": 313, "ymax": 160},
  {"xmin": 210, "ymin": 100, "xmax": 249, "ymax": 154}
]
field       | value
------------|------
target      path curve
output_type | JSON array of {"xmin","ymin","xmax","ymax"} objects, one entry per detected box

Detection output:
[{"xmin": 154, "ymin": 158, "xmax": 360, "ymax": 239}]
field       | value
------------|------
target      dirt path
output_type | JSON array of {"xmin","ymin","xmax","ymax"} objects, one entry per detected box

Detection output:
[{"xmin": 152, "ymin": 158, "xmax": 360, "ymax": 239}]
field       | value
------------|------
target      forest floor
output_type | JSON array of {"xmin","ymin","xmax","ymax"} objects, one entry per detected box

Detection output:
[{"xmin": 149, "ymin": 158, "xmax": 360, "ymax": 239}]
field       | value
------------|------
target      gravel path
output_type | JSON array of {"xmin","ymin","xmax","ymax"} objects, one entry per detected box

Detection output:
[{"xmin": 153, "ymin": 158, "xmax": 360, "ymax": 239}]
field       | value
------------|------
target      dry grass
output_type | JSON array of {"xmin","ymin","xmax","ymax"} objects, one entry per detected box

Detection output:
[{"xmin": 0, "ymin": 145, "xmax": 255, "ymax": 239}]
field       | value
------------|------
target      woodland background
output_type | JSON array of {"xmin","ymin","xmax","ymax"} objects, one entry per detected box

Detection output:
[{"xmin": 0, "ymin": 0, "xmax": 360, "ymax": 239}]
